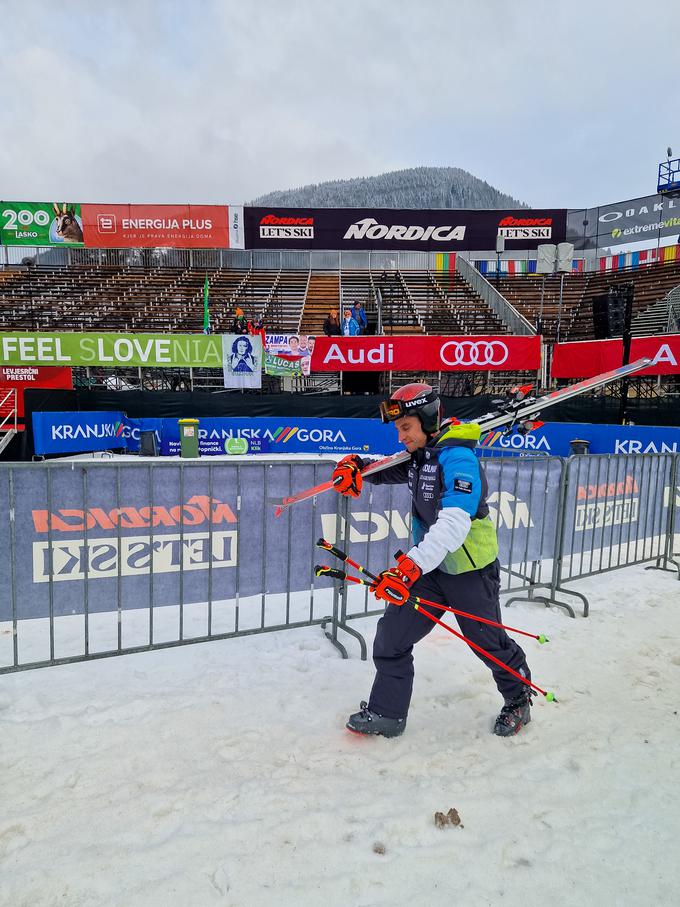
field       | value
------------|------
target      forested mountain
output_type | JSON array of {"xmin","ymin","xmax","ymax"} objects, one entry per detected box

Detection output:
[{"xmin": 251, "ymin": 166, "xmax": 526, "ymax": 209}]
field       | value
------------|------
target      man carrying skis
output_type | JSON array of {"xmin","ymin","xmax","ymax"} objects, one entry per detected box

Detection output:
[{"xmin": 331, "ymin": 382, "xmax": 533, "ymax": 738}]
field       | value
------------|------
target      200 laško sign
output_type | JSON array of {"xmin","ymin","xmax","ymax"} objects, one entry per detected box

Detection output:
[
  {"xmin": 310, "ymin": 336, "xmax": 541, "ymax": 371},
  {"xmin": 0, "ymin": 332, "xmax": 225, "ymax": 368}
]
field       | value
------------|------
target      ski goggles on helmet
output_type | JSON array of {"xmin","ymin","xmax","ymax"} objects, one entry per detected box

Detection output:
[{"xmin": 379, "ymin": 389, "xmax": 438, "ymax": 424}]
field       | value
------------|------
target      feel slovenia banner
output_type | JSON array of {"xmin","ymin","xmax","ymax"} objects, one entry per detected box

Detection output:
[{"xmin": 0, "ymin": 332, "xmax": 226, "ymax": 368}]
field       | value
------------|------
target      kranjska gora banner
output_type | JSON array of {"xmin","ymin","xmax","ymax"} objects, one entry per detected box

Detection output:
[{"xmin": 0, "ymin": 332, "xmax": 226, "ymax": 368}]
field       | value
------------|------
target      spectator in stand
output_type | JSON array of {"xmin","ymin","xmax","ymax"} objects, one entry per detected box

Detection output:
[
  {"xmin": 248, "ymin": 314, "xmax": 266, "ymax": 348},
  {"xmin": 232, "ymin": 307, "xmax": 249, "ymax": 335},
  {"xmin": 352, "ymin": 301, "xmax": 368, "ymax": 334},
  {"xmin": 342, "ymin": 307, "xmax": 360, "ymax": 336},
  {"xmin": 323, "ymin": 309, "xmax": 342, "ymax": 336}
]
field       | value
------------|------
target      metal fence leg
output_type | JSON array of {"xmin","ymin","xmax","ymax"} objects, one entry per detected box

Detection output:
[{"xmin": 319, "ymin": 494, "xmax": 367, "ymax": 659}]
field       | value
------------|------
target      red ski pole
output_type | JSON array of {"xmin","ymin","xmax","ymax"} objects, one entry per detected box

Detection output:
[
  {"xmin": 314, "ymin": 566, "xmax": 556, "ymax": 701},
  {"xmin": 315, "ymin": 540, "xmax": 549, "ymax": 643}
]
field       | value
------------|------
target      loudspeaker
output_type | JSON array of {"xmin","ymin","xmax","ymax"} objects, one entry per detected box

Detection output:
[{"xmin": 592, "ymin": 285, "xmax": 632, "ymax": 339}]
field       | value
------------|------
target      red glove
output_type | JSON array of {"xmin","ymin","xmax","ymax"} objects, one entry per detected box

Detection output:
[
  {"xmin": 371, "ymin": 553, "xmax": 422, "ymax": 606},
  {"xmin": 332, "ymin": 455, "xmax": 365, "ymax": 497}
]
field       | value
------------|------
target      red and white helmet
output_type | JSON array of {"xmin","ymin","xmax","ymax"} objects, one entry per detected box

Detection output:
[{"xmin": 379, "ymin": 382, "xmax": 443, "ymax": 434}]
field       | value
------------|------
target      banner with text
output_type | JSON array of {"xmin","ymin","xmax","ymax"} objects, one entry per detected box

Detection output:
[
  {"xmin": 1, "ymin": 201, "xmax": 84, "ymax": 247},
  {"xmin": 79, "ymin": 204, "xmax": 238, "ymax": 249},
  {"xmin": 0, "ymin": 333, "xmax": 226, "ymax": 368},
  {"xmin": 0, "ymin": 366, "xmax": 73, "ymax": 418},
  {"xmin": 311, "ymin": 335, "xmax": 541, "ymax": 372},
  {"xmin": 245, "ymin": 207, "xmax": 567, "ymax": 252},
  {"xmin": 551, "ymin": 334, "xmax": 680, "ymax": 377}
]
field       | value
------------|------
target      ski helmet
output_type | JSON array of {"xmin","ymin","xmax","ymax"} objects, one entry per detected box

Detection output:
[{"xmin": 379, "ymin": 383, "xmax": 442, "ymax": 434}]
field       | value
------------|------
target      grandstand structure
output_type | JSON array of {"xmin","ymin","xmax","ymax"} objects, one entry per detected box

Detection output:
[
  {"xmin": 2, "ymin": 193, "xmax": 679, "ymax": 400},
  {"xmin": 4, "ymin": 257, "xmax": 679, "ymax": 340}
]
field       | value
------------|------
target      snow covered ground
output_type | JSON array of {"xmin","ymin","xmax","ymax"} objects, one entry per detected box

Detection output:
[{"xmin": 1, "ymin": 563, "xmax": 679, "ymax": 907}]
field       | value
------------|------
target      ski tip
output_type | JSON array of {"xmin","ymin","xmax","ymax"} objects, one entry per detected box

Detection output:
[
  {"xmin": 544, "ymin": 691, "xmax": 557, "ymax": 702},
  {"xmin": 537, "ymin": 634, "xmax": 549, "ymax": 644}
]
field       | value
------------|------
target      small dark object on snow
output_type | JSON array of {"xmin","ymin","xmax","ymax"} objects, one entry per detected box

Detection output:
[
  {"xmin": 434, "ymin": 808, "xmax": 463, "ymax": 829},
  {"xmin": 373, "ymin": 841, "xmax": 386, "ymax": 855},
  {"xmin": 447, "ymin": 808, "xmax": 462, "ymax": 827}
]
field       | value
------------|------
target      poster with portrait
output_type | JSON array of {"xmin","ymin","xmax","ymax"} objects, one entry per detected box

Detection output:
[
  {"xmin": 263, "ymin": 332, "xmax": 317, "ymax": 377},
  {"xmin": 222, "ymin": 334, "xmax": 262, "ymax": 389}
]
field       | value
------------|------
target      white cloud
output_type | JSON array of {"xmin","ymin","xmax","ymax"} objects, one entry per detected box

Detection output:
[{"xmin": 0, "ymin": 0, "xmax": 678, "ymax": 207}]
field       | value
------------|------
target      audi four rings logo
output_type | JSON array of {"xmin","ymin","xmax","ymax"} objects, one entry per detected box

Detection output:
[{"xmin": 439, "ymin": 340, "xmax": 509, "ymax": 366}]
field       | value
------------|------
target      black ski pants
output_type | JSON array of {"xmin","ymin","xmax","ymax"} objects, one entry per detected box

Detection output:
[{"xmin": 368, "ymin": 559, "xmax": 530, "ymax": 719}]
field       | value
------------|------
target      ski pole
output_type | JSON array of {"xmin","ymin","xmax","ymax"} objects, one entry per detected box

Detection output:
[
  {"xmin": 314, "ymin": 566, "xmax": 556, "ymax": 701},
  {"xmin": 313, "ymin": 565, "xmax": 548, "ymax": 643},
  {"xmin": 315, "ymin": 540, "xmax": 549, "ymax": 643}
]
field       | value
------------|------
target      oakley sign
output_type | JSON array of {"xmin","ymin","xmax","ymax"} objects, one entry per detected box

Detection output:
[{"xmin": 440, "ymin": 340, "xmax": 509, "ymax": 367}]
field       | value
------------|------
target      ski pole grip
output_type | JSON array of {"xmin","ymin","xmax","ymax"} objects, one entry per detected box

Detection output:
[
  {"xmin": 316, "ymin": 538, "xmax": 348, "ymax": 561},
  {"xmin": 314, "ymin": 564, "xmax": 347, "ymax": 581}
]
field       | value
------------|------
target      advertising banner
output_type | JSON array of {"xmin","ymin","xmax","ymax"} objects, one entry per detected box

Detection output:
[
  {"xmin": 246, "ymin": 207, "xmax": 567, "ymax": 252},
  {"xmin": 0, "ymin": 332, "xmax": 225, "ymax": 368},
  {"xmin": 558, "ymin": 455, "xmax": 672, "ymax": 575},
  {"xmin": 222, "ymin": 334, "xmax": 262, "ymax": 389},
  {"xmin": 159, "ymin": 416, "xmax": 400, "ymax": 457},
  {"xmin": 33, "ymin": 411, "xmax": 131, "ymax": 455},
  {"xmin": 79, "ymin": 204, "xmax": 234, "ymax": 249},
  {"xmin": 551, "ymin": 334, "xmax": 680, "ymax": 377},
  {"xmin": 479, "ymin": 421, "xmax": 680, "ymax": 457},
  {"xmin": 0, "ymin": 366, "xmax": 72, "ymax": 418},
  {"xmin": 263, "ymin": 332, "xmax": 315, "ymax": 377},
  {"xmin": 0, "ymin": 457, "xmax": 566, "ymax": 623},
  {"xmin": 1, "ymin": 201, "xmax": 84, "ymax": 247},
  {"xmin": 311, "ymin": 335, "xmax": 541, "ymax": 372},
  {"xmin": 567, "ymin": 194, "xmax": 680, "ymax": 250}
]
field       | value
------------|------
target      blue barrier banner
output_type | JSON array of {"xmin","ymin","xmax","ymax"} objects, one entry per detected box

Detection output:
[
  {"xmin": 159, "ymin": 416, "xmax": 400, "ymax": 457},
  {"xmin": 33, "ymin": 411, "xmax": 131, "ymax": 455},
  {"xmin": 478, "ymin": 421, "xmax": 680, "ymax": 457}
]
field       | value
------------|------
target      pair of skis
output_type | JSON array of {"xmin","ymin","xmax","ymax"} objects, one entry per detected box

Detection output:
[{"xmin": 273, "ymin": 358, "xmax": 652, "ymax": 517}]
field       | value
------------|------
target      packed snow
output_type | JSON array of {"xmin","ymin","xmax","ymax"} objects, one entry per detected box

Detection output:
[{"xmin": 1, "ymin": 563, "xmax": 678, "ymax": 907}]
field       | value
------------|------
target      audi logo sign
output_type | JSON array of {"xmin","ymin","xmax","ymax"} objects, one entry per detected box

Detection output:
[
  {"xmin": 439, "ymin": 340, "xmax": 509, "ymax": 367},
  {"xmin": 311, "ymin": 335, "xmax": 541, "ymax": 372}
]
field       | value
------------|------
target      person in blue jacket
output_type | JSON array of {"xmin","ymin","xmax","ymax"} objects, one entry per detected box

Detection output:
[
  {"xmin": 341, "ymin": 307, "xmax": 360, "ymax": 336},
  {"xmin": 331, "ymin": 382, "xmax": 533, "ymax": 738},
  {"xmin": 352, "ymin": 301, "xmax": 368, "ymax": 334}
]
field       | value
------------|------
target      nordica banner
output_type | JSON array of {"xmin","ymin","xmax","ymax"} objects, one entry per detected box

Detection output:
[
  {"xmin": 0, "ymin": 454, "xmax": 672, "ymax": 623},
  {"xmin": 245, "ymin": 207, "xmax": 567, "ymax": 251},
  {"xmin": 0, "ymin": 459, "xmax": 560, "ymax": 620}
]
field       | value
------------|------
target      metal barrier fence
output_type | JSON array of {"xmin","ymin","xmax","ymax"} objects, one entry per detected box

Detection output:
[{"xmin": 0, "ymin": 453, "xmax": 678, "ymax": 674}]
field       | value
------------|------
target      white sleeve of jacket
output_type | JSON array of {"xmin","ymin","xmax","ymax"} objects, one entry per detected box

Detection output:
[{"xmin": 406, "ymin": 507, "xmax": 471, "ymax": 575}]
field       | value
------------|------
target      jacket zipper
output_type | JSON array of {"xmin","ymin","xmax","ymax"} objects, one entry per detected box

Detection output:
[{"xmin": 461, "ymin": 544, "xmax": 476, "ymax": 568}]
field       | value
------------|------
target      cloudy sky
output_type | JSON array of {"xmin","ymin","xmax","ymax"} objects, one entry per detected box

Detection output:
[{"xmin": 1, "ymin": 0, "xmax": 678, "ymax": 209}]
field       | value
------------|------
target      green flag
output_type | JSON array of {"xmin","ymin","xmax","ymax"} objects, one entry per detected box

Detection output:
[{"xmin": 203, "ymin": 274, "xmax": 210, "ymax": 334}]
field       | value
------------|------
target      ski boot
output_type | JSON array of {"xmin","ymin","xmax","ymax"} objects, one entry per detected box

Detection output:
[
  {"xmin": 346, "ymin": 701, "xmax": 406, "ymax": 738},
  {"xmin": 493, "ymin": 689, "xmax": 535, "ymax": 737}
]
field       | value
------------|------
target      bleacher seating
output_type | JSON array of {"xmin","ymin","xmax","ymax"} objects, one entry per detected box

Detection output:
[
  {"xmin": 1, "ymin": 260, "xmax": 678, "ymax": 340},
  {"xmin": 496, "ymin": 260, "xmax": 680, "ymax": 341}
]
